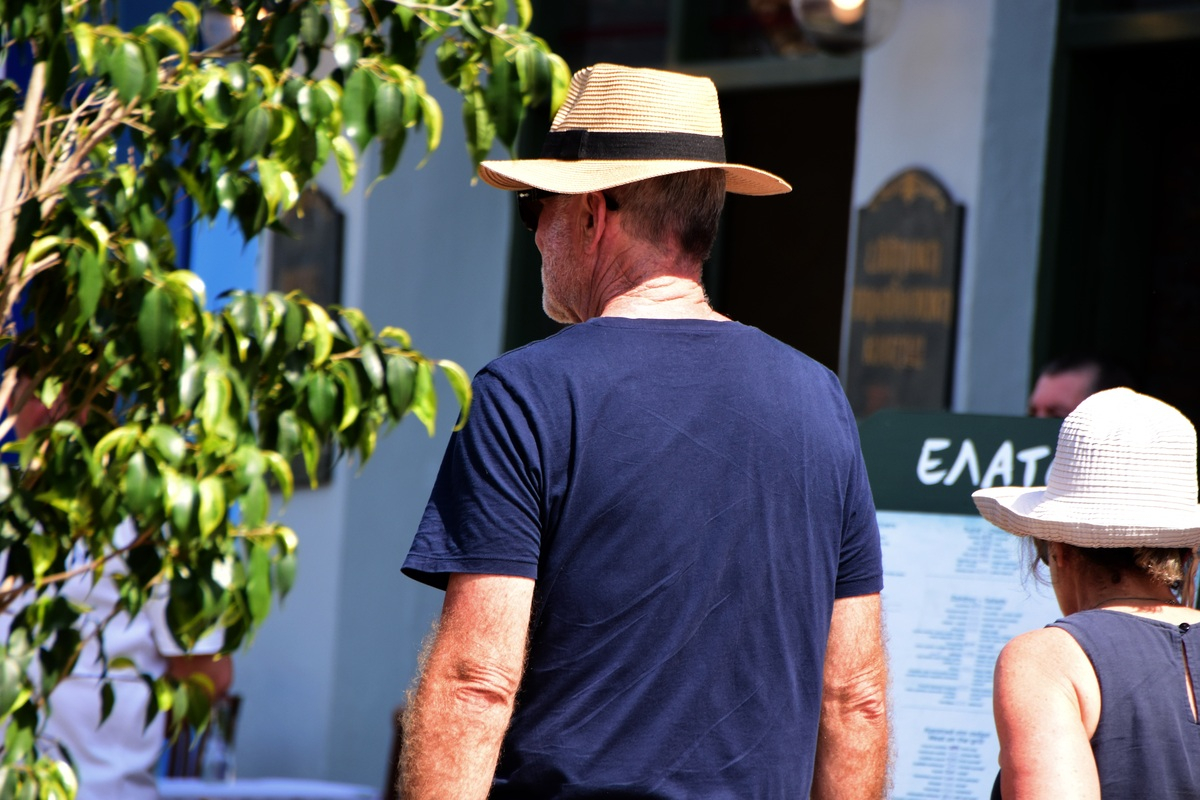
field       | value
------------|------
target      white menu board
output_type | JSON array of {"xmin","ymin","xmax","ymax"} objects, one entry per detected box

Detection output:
[{"xmin": 879, "ymin": 510, "xmax": 1061, "ymax": 799}]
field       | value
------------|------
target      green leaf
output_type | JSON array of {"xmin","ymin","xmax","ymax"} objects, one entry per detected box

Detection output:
[
  {"xmin": 437, "ymin": 359, "xmax": 473, "ymax": 430},
  {"xmin": 147, "ymin": 22, "xmax": 191, "ymax": 63},
  {"xmin": 246, "ymin": 542, "xmax": 272, "ymax": 625},
  {"xmin": 360, "ymin": 343, "xmax": 384, "ymax": 390},
  {"xmin": 172, "ymin": 1, "xmax": 202, "ymax": 32},
  {"xmin": 373, "ymin": 81, "xmax": 405, "ymax": 141},
  {"xmin": 298, "ymin": 419, "xmax": 320, "ymax": 488},
  {"xmin": 145, "ymin": 424, "xmax": 187, "ymax": 467},
  {"xmin": 140, "ymin": 41, "xmax": 160, "ymax": 98},
  {"xmin": 277, "ymin": 551, "xmax": 297, "ymax": 597},
  {"xmin": 172, "ymin": 683, "xmax": 190, "ymax": 728},
  {"xmin": 516, "ymin": 44, "xmax": 551, "ymax": 109},
  {"xmin": 410, "ymin": 360, "xmax": 436, "ymax": 436},
  {"xmin": 154, "ymin": 675, "xmax": 174, "ymax": 718},
  {"xmin": 165, "ymin": 269, "xmax": 208, "ymax": 309},
  {"xmin": 241, "ymin": 476, "xmax": 269, "ymax": 528},
  {"xmin": 167, "ymin": 472, "xmax": 198, "ymax": 536},
  {"xmin": 179, "ymin": 361, "xmax": 203, "ymax": 410},
  {"xmin": 255, "ymin": 159, "xmax": 300, "ymax": 220},
  {"xmin": 379, "ymin": 326, "xmax": 412, "ymax": 348},
  {"xmin": 297, "ymin": 83, "xmax": 332, "ymax": 127},
  {"xmin": 487, "ymin": 36, "xmax": 519, "ymax": 150},
  {"xmin": 306, "ymin": 372, "xmax": 336, "ymax": 430},
  {"xmin": 239, "ymin": 105, "xmax": 272, "ymax": 159},
  {"xmin": 489, "ymin": 0, "xmax": 511, "ymax": 27},
  {"xmin": 515, "ymin": 0, "xmax": 533, "ymax": 29},
  {"xmin": 198, "ymin": 476, "xmax": 226, "ymax": 538},
  {"xmin": 216, "ymin": 172, "xmax": 242, "ymax": 214},
  {"xmin": 548, "ymin": 53, "xmax": 572, "ymax": 114},
  {"xmin": 329, "ymin": 0, "xmax": 352, "ymax": 37},
  {"xmin": 332, "ymin": 38, "xmax": 361, "ymax": 73},
  {"xmin": 463, "ymin": 87, "xmax": 496, "ymax": 168},
  {"xmin": 378, "ymin": 130, "xmax": 407, "ymax": 180},
  {"xmin": 124, "ymin": 451, "xmax": 163, "ymax": 516},
  {"xmin": 95, "ymin": 425, "xmax": 141, "ymax": 465},
  {"xmin": 100, "ymin": 681, "xmax": 116, "ymax": 724},
  {"xmin": 201, "ymin": 76, "xmax": 235, "ymax": 128},
  {"xmin": 416, "ymin": 88, "xmax": 443, "ymax": 166},
  {"xmin": 199, "ymin": 371, "xmax": 231, "ymax": 438},
  {"xmin": 138, "ymin": 285, "xmax": 176, "ymax": 361},
  {"xmin": 0, "ymin": 657, "xmax": 28, "ymax": 717},
  {"xmin": 435, "ymin": 38, "xmax": 464, "ymax": 82},
  {"xmin": 269, "ymin": 9, "xmax": 302, "ymax": 66},
  {"xmin": 77, "ymin": 247, "xmax": 104, "ymax": 320},
  {"xmin": 263, "ymin": 451, "xmax": 294, "ymax": 501},
  {"xmin": 226, "ymin": 61, "xmax": 250, "ymax": 93},
  {"xmin": 276, "ymin": 410, "xmax": 301, "ymax": 459},
  {"xmin": 332, "ymin": 361, "xmax": 361, "ymax": 431},
  {"xmin": 110, "ymin": 40, "xmax": 147, "ymax": 103},
  {"xmin": 74, "ymin": 23, "xmax": 99, "ymax": 74},
  {"xmin": 388, "ymin": 9, "xmax": 420, "ymax": 69},
  {"xmin": 4, "ymin": 705, "xmax": 35, "ymax": 763},
  {"xmin": 300, "ymin": 2, "xmax": 327, "ymax": 48},
  {"xmin": 125, "ymin": 238, "xmax": 155, "ymax": 274},
  {"xmin": 304, "ymin": 302, "xmax": 334, "ymax": 366},
  {"xmin": 460, "ymin": 10, "xmax": 484, "ymax": 40},
  {"xmin": 23, "ymin": 235, "xmax": 63, "ymax": 268},
  {"xmin": 27, "ymin": 534, "xmax": 56, "ymax": 581},
  {"xmin": 342, "ymin": 68, "xmax": 377, "ymax": 151},
  {"xmin": 385, "ymin": 354, "xmax": 416, "ymax": 417},
  {"xmin": 331, "ymin": 135, "xmax": 357, "ymax": 194}
]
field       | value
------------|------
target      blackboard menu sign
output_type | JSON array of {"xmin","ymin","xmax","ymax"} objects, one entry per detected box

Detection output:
[{"xmin": 846, "ymin": 169, "xmax": 964, "ymax": 418}]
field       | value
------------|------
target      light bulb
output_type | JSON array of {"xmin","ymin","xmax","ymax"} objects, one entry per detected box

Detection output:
[
  {"xmin": 791, "ymin": 0, "xmax": 902, "ymax": 54},
  {"xmin": 830, "ymin": 0, "xmax": 865, "ymax": 25}
]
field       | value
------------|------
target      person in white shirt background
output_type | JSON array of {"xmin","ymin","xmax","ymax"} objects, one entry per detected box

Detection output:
[{"xmin": 2, "ymin": 361, "xmax": 232, "ymax": 800}]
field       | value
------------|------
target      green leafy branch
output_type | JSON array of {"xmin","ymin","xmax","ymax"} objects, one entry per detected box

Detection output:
[{"xmin": 0, "ymin": 0, "xmax": 564, "ymax": 795}]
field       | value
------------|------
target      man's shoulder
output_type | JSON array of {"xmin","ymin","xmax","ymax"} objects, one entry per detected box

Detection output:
[{"xmin": 476, "ymin": 326, "xmax": 585, "ymax": 384}]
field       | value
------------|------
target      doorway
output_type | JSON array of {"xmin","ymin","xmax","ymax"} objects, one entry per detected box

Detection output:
[{"xmin": 1040, "ymin": 14, "xmax": 1200, "ymax": 426}]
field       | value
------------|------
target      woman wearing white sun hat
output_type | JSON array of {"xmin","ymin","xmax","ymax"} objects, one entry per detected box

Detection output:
[{"xmin": 973, "ymin": 387, "xmax": 1200, "ymax": 799}]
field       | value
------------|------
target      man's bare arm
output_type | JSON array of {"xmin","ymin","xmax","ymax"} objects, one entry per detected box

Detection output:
[
  {"xmin": 400, "ymin": 573, "xmax": 535, "ymax": 800},
  {"xmin": 811, "ymin": 593, "xmax": 890, "ymax": 800}
]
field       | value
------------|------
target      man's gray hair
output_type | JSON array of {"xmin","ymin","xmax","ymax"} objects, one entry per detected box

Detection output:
[{"xmin": 608, "ymin": 169, "xmax": 726, "ymax": 265}]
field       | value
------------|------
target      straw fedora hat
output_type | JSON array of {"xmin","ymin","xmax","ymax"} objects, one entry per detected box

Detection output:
[
  {"xmin": 478, "ymin": 63, "xmax": 791, "ymax": 196},
  {"xmin": 972, "ymin": 388, "xmax": 1200, "ymax": 548}
]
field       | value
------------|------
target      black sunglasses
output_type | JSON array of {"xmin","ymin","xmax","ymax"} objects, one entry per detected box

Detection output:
[{"xmin": 516, "ymin": 189, "xmax": 620, "ymax": 233}]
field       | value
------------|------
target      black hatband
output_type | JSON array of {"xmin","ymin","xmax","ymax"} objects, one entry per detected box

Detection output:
[{"xmin": 539, "ymin": 130, "xmax": 726, "ymax": 162}]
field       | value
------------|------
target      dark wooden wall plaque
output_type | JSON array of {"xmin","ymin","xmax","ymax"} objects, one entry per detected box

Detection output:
[{"xmin": 846, "ymin": 169, "xmax": 964, "ymax": 418}]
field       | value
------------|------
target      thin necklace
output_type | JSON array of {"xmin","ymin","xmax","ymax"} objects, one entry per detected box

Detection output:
[{"xmin": 1091, "ymin": 595, "xmax": 1180, "ymax": 610}]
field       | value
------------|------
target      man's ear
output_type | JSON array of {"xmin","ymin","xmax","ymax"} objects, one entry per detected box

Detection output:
[{"xmin": 580, "ymin": 191, "xmax": 610, "ymax": 253}]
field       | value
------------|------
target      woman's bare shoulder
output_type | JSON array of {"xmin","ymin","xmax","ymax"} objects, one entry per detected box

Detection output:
[{"xmin": 995, "ymin": 623, "xmax": 1102, "ymax": 744}]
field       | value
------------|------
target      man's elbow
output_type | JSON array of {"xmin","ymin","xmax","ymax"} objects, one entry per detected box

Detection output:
[
  {"xmin": 823, "ymin": 663, "xmax": 889, "ymax": 725},
  {"xmin": 447, "ymin": 660, "xmax": 523, "ymax": 712}
]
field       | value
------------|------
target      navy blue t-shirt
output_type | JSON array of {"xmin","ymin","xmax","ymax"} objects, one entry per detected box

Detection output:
[{"xmin": 404, "ymin": 317, "xmax": 883, "ymax": 799}]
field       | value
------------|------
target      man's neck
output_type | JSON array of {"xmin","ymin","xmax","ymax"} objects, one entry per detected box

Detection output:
[{"xmin": 600, "ymin": 276, "xmax": 728, "ymax": 321}]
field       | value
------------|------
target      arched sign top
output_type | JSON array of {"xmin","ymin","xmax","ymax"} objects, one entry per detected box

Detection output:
[{"xmin": 867, "ymin": 168, "xmax": 955, "ymax": 214}]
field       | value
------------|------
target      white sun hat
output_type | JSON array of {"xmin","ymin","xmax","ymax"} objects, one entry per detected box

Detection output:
[
  {"xmin": 478, "ymin": 63, "xmax": 792, "ymax": 197},
  {"xmin": 972, "ymin": 388, "xmax": 1200, "ymax": 548}
]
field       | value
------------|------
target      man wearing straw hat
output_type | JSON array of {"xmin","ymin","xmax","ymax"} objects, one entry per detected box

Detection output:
[{"xmin": 400, "ymin": 64, "xmax": 889, "ymax": 799}]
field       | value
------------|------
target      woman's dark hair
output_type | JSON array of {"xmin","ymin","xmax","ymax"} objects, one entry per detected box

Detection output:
[{"xmin": 1032, "ymin": 537, "xmax": 1194, "ymax": 591}]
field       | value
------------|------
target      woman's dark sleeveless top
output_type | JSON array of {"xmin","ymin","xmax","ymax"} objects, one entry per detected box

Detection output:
[{"xmin": 1050, "ymin": 609, "xmax": 1200, "ymax": 798}]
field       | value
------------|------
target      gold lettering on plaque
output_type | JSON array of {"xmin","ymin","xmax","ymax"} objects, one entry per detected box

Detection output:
[{"xmin": 862, "ymin": 335, "xmax": 928, "ymax": 369}]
